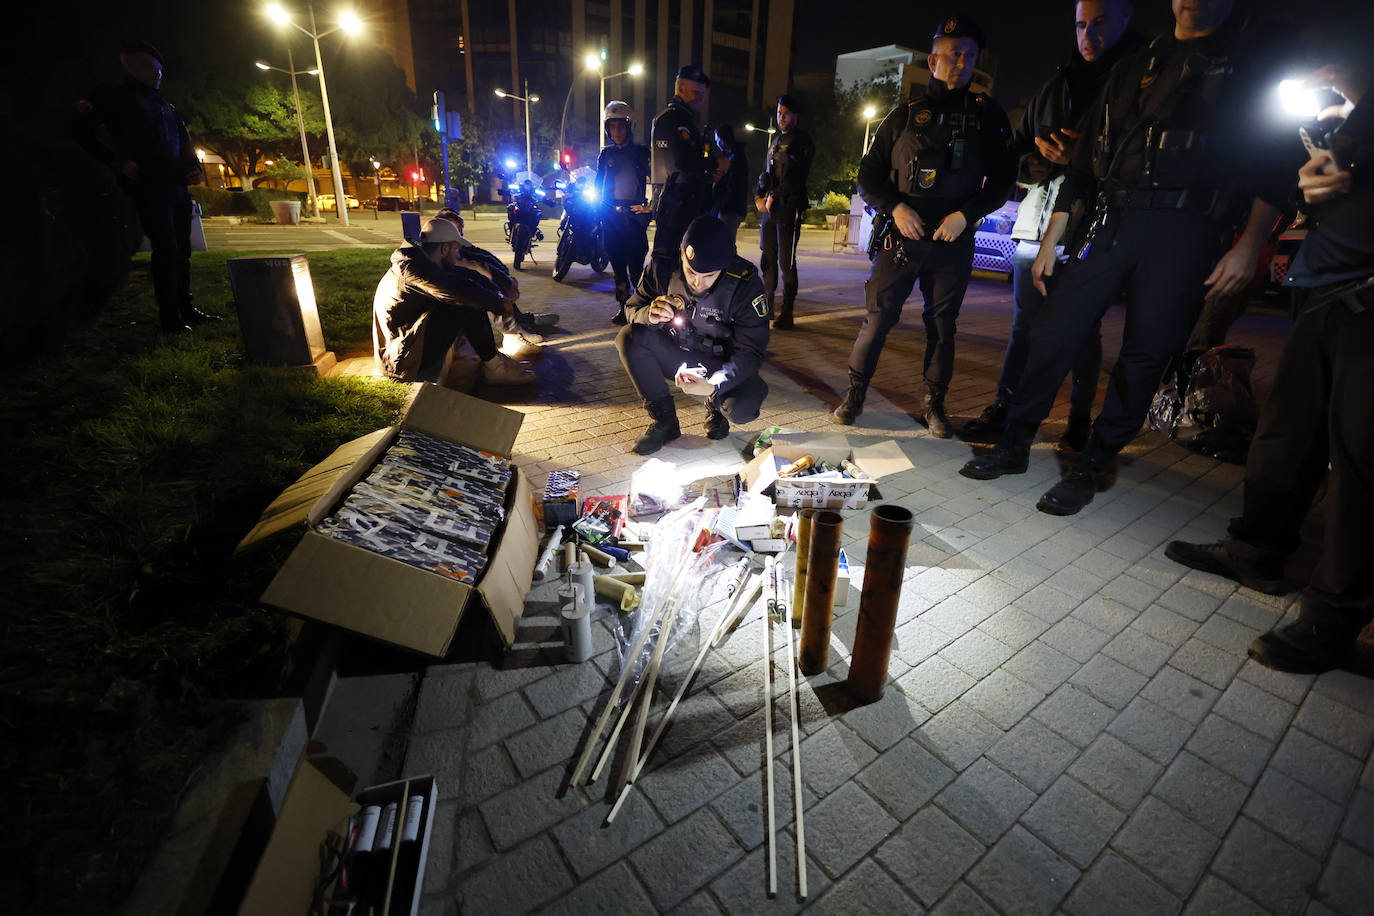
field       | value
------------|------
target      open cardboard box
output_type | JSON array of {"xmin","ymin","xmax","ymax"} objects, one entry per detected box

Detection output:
[
  {"xmin": 237, "ymin": 383, "xmax": 540, "ymax": 656},
  {"xmin": 741, "ymin": 432, "xmax": 913, "ymax": 510},
  {"xmin": 238, "ymin": 755, "xmax": 438, "ymax": 916}
]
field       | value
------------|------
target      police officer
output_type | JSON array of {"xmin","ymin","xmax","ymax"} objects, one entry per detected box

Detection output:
[
  {"xmin": 1166, "ymin": 65, "xmax": 1373, "ymax": 673},
  {"xmin": 649, "ymin": 65, "xmax": 715, "ymax": 270},
  {"xmin": 74, "ymin": 39, "xmax": 215, "ymax": 334},
  {"xmin": 832, "ymin": 15, "xmax": 1015, "ymax": 436},
  {"xmin": 596, "ymin": 100, "xmax": 653, "ymax": 323},
  {"xmin": 507, "ymin": 179, "xmax": 543, "ymax": 270},
  {"xmin": 965, "ymin": 0, "xmax": 1141, "ymax": 447},
  {"xmin": 755, "ymin": 95, "xmax": 815, "ymax": 329},
  {"xmin": 961, "ymin": 0, "xmax": 1296, "ymax": 516},
  {"xmin": 615, "ymin": 216, "xmax": 771, "ymax": 455}
]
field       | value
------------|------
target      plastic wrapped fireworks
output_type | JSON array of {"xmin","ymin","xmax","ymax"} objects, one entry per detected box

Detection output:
[
  {"xmin": 317, "ymin": 504, "xmax": 488, "ymax": 583},
  {"xmin": 365, "ymin": 458, "xmax": 507, "ymax": 525},
  {"xmin": 391, "ymin": 430, "xmax": 513, "ymax": 488},
  {"xmin": 338, "ymin": 486, "xmax": 495, "ymax": 553}
]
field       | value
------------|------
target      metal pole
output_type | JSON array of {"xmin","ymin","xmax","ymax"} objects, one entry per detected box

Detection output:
[
  {"xmin": 523, "ymin": 78, "xmax": 532, "ymax": 176},
  {"xmin": 863, "ymin": 121, "xmax": 871, "ymax": 156},
  {"xmin": 309, "ymin": 5, "xmax": 348, "ymax": 226},
  {"xmin": 286, "ymin": 46, "xmax": 319, "ymax": 218}
]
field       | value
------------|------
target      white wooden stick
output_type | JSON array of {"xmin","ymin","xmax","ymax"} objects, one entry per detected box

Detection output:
[
  {"xmin": 780, "ymin": 561, "xmax": 807, "ymax": 899},
  {"xmin": 763, "ymin": 556, "xmax": 778, "ymax": 897},
  {"xmin": 588, "ymin": 664, "xmax": 649, "ymax": 783},
  {"xmin": 569, "ymin": 530, "xmax": 699, "ymax": 786},
  {"xmin": 713, "ymin": 574, "xmax": 763, "ymax": 647}
]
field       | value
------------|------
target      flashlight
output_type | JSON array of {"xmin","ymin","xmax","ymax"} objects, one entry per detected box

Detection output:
[{"xmin": 1277, "ymin": 79, "xmax": 1322, "ymax": 119}]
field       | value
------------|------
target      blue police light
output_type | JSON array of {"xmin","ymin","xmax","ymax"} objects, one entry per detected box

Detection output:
[
  {"xmin": 504, "ymin": 157, "xmax": 519, "ymax": 170},
  {"xmin": 581, "ymin": 186, "xmax": 600, "ymax": 204},
  {"xmin": 535, "ymin": 189, "xmax": 547, "ymax": 198}
]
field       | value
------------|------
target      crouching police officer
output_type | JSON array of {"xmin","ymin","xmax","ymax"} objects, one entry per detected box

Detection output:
[
  {"xmin": 616, "ymin": 216, "xmax": 771, "ymax": 455},
  {"xmin": 832, "ymin": 14, "xmax": 1016, "ymax": 436}
]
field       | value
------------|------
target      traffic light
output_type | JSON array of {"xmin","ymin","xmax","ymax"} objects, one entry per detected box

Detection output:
[
  {"xmin": 431, "ymin": 90, "xmax": 446, "ymax": 134},
  {"xmin": 410, "ymin": 169, "xmax": 421, "ymax": 183},
  {"xmin": 562, "ymin": 150, "xmax": 574, "ymax": 167}
]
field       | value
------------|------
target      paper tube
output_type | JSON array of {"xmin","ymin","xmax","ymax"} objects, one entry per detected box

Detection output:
[
  {"xmin": 846, "ymin": 504, "xmax": 914, "ymax": 702},
  {"xmin": 798, "ymin": 510, "xmax": 844, "ymax": 675}
]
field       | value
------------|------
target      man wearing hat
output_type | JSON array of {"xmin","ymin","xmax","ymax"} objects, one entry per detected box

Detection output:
[
  {"xmin": 832, "ymin": 14, "xmax": 1016, "ymax": 436},
  {"xmin": 75, "ymin": 40, "xmax": 215, "ymax": 334},
  {"xmin": 649, "ymin": 65, "xmax": 716, "ymax": 270},
  {"xmin": 615, "ymin": 215, "xmax": 771, "ymax": 455},
  {"xmin": 372, "ymin": 217, "xmax": 533, "ymax": 386},
  {"xmin": 755, "ymin": 94, "xmax": 815, "ymax": 329}
]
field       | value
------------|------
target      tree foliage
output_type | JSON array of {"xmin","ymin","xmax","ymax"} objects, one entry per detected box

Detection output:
[{"xmin": 790, "ymin": 76, "xmax": 903, "ymax": 198}]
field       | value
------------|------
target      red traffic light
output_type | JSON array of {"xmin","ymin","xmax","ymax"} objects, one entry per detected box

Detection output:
[
  {"xmin": 410, "ymin": 170, "xmax": 420, "ymax": 183},
  {"xmin": 562, "ymin": 151, "xmax": 573, "ymax": 166}
]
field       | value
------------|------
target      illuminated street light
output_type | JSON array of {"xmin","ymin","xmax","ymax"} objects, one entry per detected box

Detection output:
[
  {"xmin": 265, "ymin": 3, "xmax": 362, "ymax": 226},
  {"xmin": 861, "ymin": 105, "xmax": 882, "ymax": 154},
  {"xmin": 254, "ymin": 50, "xmax": 323, "ymax": 216},
  {"xmin": 494, "ymin": 81, "xmax": 539, "ymax": 176},
  {"xmin": 585, "ymin": 53, "xmax": 644, "ymax": 142}
]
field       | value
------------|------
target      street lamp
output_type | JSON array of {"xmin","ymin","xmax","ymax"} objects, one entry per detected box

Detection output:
[
  {"xmin": 370, "ymin": 158, "xmax": 382, "ymax": 220},
  {"xmin": 494, "ymin": 80, "xmax": 539, "ymax": 177},
  {"xmin": 254, "ymin": 52, "xmax": 323, "ymax": 217},
  {"xmin": 585, "ymin": 53, "xmax": 644, "ymax": 138},
  {"xmin": 744, "ymin": 123, "xmax": 777, "ymax": 147},
  {"xmin": 861, "ymin": 106, "xmax": 882, "ymax": 155},
  {"xmin": 265, "ymin": 3, "xmax": 361, "ymax": 226}
]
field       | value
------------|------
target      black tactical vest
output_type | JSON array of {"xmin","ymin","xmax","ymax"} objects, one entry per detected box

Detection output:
[{"xmin": 891, "ymin": 92, "xmax": 988, "ymax": 201}]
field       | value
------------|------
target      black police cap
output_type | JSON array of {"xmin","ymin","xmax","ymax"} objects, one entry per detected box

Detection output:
[
  {"xmin": 777, "ymin": 94, "xmax": 801, "ymax": 114},
  {"xmin": 121, "ymin": 38, "xmax": 164, "ymax": 64},
  {"xmin": 682, "ymin": 216, "xmax": 735, "ymax": 272},
  {"xmin": 932, "ymin": 13, "xmax": 987, "ymax": 52},
  {"xmin": 676, "ymin": 64, "xmax": 710, "ymax": 87}
]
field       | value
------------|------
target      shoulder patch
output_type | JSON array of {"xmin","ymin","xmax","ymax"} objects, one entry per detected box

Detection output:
[
  {"xmin": 914, "ymin": 109, "xmax": 933, "ymax": 126},
  {"xmin": 678, "ymin": 126, "xmax": 693, "ymax": 141},
  {"xmin": 752, "ymin": 294, "xmax": 768, "ymax": 317},
  {"xmin": 655, "ymin": 139, "xmax": 669, "ymax": 148}
]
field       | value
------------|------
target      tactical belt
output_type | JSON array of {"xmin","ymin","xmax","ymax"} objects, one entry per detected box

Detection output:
[
  {"xmin": 1108, "ymin": 187, "xmax": 1216, "ymax": 212},
  {"xmin": 1308, "ymin": 274, "xmax": 1374, "ymax": 314}
]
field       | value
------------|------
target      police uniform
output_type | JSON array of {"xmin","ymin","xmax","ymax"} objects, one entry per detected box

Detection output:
[
  {"xmin": 596, "ymin": 140, "xmax": 651, "ymax": 303},
  {"xmin": 616, "ymin": 216, "xmax": 771, "ymax": 454},
  {"xmin": 962, "ymin": 12, "xmax": 1298, "ymax": 514},
  {"xmin": 836, "ymin": 15, "xmax": 1015, "ymax": 431},
  {"xmin": 756, "ymin": 104, "xmax": 815, "ymax": 327},
  {"xmin": 73, "ymin": 40, "xmax": 205, "ymax": 332},
  {"xmin": 650, "ymin": 66, "xmax": 715, "ymax": 267},
  {"xmin": 1168, "ymin": 94, "xmax": 1374, "ymax": 673}
]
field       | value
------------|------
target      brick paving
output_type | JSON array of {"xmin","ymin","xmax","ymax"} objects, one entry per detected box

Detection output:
[{"xmin": 401, "ymin": 226, "xmax": 1374, "ymax": 915}]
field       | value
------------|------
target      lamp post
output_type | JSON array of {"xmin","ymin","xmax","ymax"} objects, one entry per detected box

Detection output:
[
  {"xmin": 370, "ymin": 158, "xmax": 382, "ymax": 220},
  {"xmin": 744, "ymin": 122, "xmax": 777, "ymax": 147},
  {"xmin": 266, "ymin": 3, "xmax": 361, "ymax": 226},
  {"xmin": 254, "ymin": 50, "xmax": 322, "ymax": 217},
  {"xmin": 861, "ymin": 106, "xmax": 882, "ymax": 155},
  {"xmin": 585, "ymin": 53, "xmax": 643, "ymax": 139},
  {"xmin": 495, "ymin": 80, "xmax": 539, "ymax": 177}
]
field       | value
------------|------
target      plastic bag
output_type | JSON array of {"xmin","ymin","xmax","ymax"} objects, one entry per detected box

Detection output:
[{"xmin": 1149, "ymin": 346, "xmax": 1258, "ymax": 463}]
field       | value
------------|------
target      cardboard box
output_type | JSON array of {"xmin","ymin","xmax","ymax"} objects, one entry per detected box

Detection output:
[
  {"xmin": 238, "ymin": 384, "xmax": 540, "ymax": 656},
  {"xmin": 741, "ymin": 433, "xmax": 914, "ymax": 510},
  {"xmin": 238, "ymin": 756, "xmax": 438, "ymax": 916}
]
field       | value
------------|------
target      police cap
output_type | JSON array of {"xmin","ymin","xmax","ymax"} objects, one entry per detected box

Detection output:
[
  {"xmin": 676, "ymin": 64, "xmax": 710, "ymax": 87},
  {"xmin": 932, "ymin": 13, "xmax": 987, "ymax": 52},
  {"xmin": 681, "ymin": 216, "xmax": 734, "ymax": 272},
  {"xmin": 777, "ymin": 94, "xmax": 801, "ymax": 114},
  {"xmin": 120, "ymin": 38, "xmax": 165, "ymax": 64}
]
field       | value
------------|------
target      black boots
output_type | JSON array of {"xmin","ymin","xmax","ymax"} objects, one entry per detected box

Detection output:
[
  {"xmin": 923, "ymin": 385, "xmax": 951, "ymax": 438},
  {"xmin": 774, "ymin": 308, "xmax": 795, "ymax": 330},
  {"xmin": 705, "ymin": 398, "xmax": 729, "ymax": 440},
  {"xmin": 960, "ymin": 421, "xmax": 1036, "ymax": 479},
  {"xmin": 1036, "ymin": 436, "xmax": 1112, "ymax": 515},
  {"xmin": 632, "ymin": 396, "xmax": 681, "ymax": 455},
  {"xmin": 1247, "ymin": 611, "xmax": 1369, "ymax": 674},
  {"xmin": 830, "ymin": 372, "xmax": 869, "ymax": 425},
  {"xmin": 1164, "ymin": 539, "xmax": 1288, "ymax": 595},
  {"xmin": 964, "ymin": 398, "xmax": 1008, "ymax": 437}
]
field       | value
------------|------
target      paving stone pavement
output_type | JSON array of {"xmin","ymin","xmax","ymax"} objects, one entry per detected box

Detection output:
[{"xmin": 403, "ymin": 229, "xmax": 1374, "ymax": 915}]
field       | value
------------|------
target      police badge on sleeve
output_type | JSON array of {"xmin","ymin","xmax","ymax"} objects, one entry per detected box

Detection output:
[
  {"xmin": 752, "ymin": 294, "xmax": 768, "ymax": 317},
  {"xmin": 918, "ymin": 168, "xmax": 938, "ymax": 189}
]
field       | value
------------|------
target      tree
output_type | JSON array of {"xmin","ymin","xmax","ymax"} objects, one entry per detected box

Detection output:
[{"xmin": 792, "ymin": 76, "xmax": 902, "ymax": 199}]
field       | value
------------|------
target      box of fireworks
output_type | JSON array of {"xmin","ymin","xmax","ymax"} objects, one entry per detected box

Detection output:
[
  {"xmin": 543, "ymin": 469, "xmax": 581, "ymax": 531},
  {"xmin": 730, "ymin": 491, "xmax": 777, "ymax": 542},
  {"xmin": 574, "ymin": 494, "xmax": 627, "ymax": 543},
  {"xmin": 629, "ymin": 458, "xmax": 737, "ymax": 518},
  {"xmin": 237, "ymin": 383, "xmax": 540, "ymax": 656},
  {"xmin": 750, "ymin": 514, "xmax": 789, "ymax": 552},
  {"xmin": 238, "ymin": 753, "xmax": 437, "ymax": 916},
  {"xmin": 835, "ymin": 547, "xmax": 852, "ymax": 604},
  {"xmin": 740, "ymin": 433, "xmax": 914, "ymax": 510}
]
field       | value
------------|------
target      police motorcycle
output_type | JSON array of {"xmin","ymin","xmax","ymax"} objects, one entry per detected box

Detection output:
[
  {"xmin": 504, "ymin": 179, "xmax": 545, "ymax": 269},
  {"xmin": 552, "ymin": 178, "xmax": 610, "ymax": 281}
]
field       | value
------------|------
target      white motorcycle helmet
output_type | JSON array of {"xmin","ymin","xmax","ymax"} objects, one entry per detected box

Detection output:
[{"xmin": 604, "ymin": 100, "xmax": 634, "ymax": 137}]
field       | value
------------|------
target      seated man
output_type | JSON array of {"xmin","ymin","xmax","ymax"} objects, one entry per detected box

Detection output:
[
  {"xmin": 372, "ymin": 217, "xmax": 532, "ymax": 385},
  {"xmin": 615, "ymin": 215, "xmax": 770, "ymax": 454}
]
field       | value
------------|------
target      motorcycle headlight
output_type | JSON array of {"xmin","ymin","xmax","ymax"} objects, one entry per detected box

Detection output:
[{"xmin": 581, "ymin": 187, "xmax": 600, "ymax": 204}]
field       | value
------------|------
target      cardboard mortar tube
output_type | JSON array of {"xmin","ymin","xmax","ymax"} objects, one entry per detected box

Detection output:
[
  {"xmin": 791, "ymin": 510, "xmax": 815, "ymax": 630},
  {"xmin": 594, "ymin": 575, "xmax": 640, "ymax": 611},
  {"xmin": 799, "ymin": 510, "xmax": 845, "ymax": 675},
  {"xmin": 846, "ymin": 504, "xmax": 915, "ymax": 702}
]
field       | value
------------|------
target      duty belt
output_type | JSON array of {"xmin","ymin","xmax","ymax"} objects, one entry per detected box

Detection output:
[
  {"xmin": 1308, "ymin": 274, "xmax": 1374, "ymax": 314},
  {"xmin": 1108, "ymin": 187, "xmax": 1217, "ymax": 212}
]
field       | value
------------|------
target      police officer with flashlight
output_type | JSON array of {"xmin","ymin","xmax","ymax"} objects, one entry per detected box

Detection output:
[
  {"xmin": 649, "ymin": 65, "xmax": 715, "ymax": 270},
  {"xmin": 597, "ymin": 100, "xmax": 653, "ymax": 322},
  {"xmin": 961, "ymin": 0, "xmax": 1296, "ymax": 516},
  {"xmin": 615, "ymin": 215, "xmax": 771, "ymax": 455},
  {"xmin": 831, "ymin": 14, "xmax": 1016, "ymax": 436}
]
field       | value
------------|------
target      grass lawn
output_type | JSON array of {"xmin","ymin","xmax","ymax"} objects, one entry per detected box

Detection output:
[{"xmin": 0, "ymin": 248, "xmax": 408, "ymax": 911}]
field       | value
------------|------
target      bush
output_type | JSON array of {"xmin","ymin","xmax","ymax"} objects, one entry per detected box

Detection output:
[
  {"xmin": 814, "ymin": 191, "xmax": 853, "ymax": 215},
  {"xmin": 191, "ymin": 186, "xmax": 306, "ymax": 220}
]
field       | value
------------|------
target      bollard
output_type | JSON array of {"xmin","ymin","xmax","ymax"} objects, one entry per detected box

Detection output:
[
  {"xmin": 846, "ymin": 504, "xmax": 915, "ymax": 702},
  {"xmin": 798, "ymin": 511, "xmax": 844, "ymax": 675},
  {"xmin": 791, "ymin": 510, "xmax": 815, "ymax": 629}
]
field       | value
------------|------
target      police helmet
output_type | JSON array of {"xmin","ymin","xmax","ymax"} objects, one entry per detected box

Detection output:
[{"xmin": 604, "ymin": 100, "xmax": 634, "ymax": 132}]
